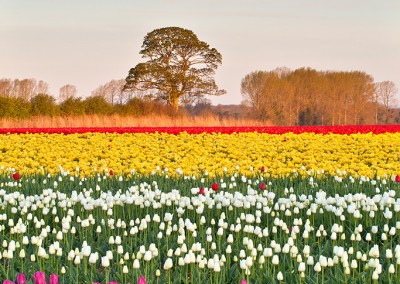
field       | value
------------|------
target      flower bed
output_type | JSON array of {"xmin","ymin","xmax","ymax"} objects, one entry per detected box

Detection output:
[
  {"xmin": 1, "ymin": 124, "xmax": 400, "ymax": 135},
  {"xmin": 1, "ymin": 132, "xmax": 400, "ymax": 178},
  {"xmin": 1, "ymin": 127, "xmax": 400, "ymax": 283},
  {"xmin": 1, "ymin": 172, "xmax": 400, "ymax": 283}
]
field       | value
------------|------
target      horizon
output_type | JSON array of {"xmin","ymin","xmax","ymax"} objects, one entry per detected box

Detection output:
[{"xmin": 0, "ymin": 0, "xmax": 399, "ymax": 105}]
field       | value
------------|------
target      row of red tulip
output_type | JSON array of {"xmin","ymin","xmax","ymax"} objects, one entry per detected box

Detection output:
[
  {"xmin": 3, "ymin": 272, "xmax": 57, "ymax": 284},
  {"xmin": 3, "ymin": 273, "xmax": 248, "ymax": 284},
  {"xmin": 0, "ymin": 125, "xmax": 399, "ymax": 135},
  {"xmin": 2, "ymin": 273, "xmax": 147, "ymax": 284}
]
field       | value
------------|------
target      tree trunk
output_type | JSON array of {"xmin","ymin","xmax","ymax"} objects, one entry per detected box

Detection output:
[{"xmin": 172, "ymin": 96, "xmax": 179, "ymax": 111}]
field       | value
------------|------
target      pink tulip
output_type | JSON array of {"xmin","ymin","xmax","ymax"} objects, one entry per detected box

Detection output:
[
  {"xmin": 16, "ymin": 274, "xmax": 27, "ymax": 284},
  {"xmin": 138, "ymin": 276, "xmax": 146, "ymax": 284},
  {"xmin": 108, "ymin": 282, "xmax": 118, "ymax": 284},
  {"xmin": 34, "ymin": 271, "xmax": 46, "ymax": 284},
  {"xmin": 241, "ymin": 280, "xmax": 247, "ymax": 284},
  {"xmin": 3, "ymin": 280, "xmax": 15, "ymax": 284},
  {"xmin": 49, "ymin": 274, "xmax": 58, "ymax": 284}
]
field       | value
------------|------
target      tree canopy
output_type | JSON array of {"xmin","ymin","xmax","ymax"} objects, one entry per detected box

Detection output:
[
  {"xmin": 241, "ymin": 68, "xmax": 380, "ymax": 125},
  {"xmin": 124, "ymin": 27, "xmax": 226, "ymax": 109}
]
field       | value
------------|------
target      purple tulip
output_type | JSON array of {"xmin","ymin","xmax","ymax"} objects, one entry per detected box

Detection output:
[
  {"xmin": 34, "ymin": 271, "xmax": 46, "ymax": 284},
  {"xmin": 138, "ymin": 276, "xmax": 146, "ymax": 284},
  {"xmin": 16, "ymin": 274, "xmax": 27, "ymax": 284},
  {"xmin": 49, "ymin": 274, "xmax": 58, "ymax": 284},
  {"xmin": 241, "ymin": 280, "xmax": 247, "ymax": 284},
  {"xmin": 3, "ymin": 280, "xmax": 16, "ymax": 284}
]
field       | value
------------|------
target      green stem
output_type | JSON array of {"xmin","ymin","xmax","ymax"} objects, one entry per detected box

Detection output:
[{"xmin": 76, "ymin": 264, "xmax": 79, "ymax": 284}]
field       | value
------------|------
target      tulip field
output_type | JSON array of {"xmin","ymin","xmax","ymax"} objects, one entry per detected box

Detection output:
[{"xmin": 1, "ymin": 125, "xmax": 400, "ymax": 283}]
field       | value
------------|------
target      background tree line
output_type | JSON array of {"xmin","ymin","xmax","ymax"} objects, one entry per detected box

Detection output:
[
  {"xmin": 241, "ymin": 67, "xmax": 399, "ymax": 125},
  {"xmin": 0, "ymin": 77, "xmax": 223, "ymax": 119},
  {"xmin": 1, "ymin": 68, "xmax": 398, "ymax": 124}
]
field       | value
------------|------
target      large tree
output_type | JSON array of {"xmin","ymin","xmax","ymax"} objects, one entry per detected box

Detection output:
[{"xmin": 124, "ymin": 27, "xmax": 225, "ymax": 110}]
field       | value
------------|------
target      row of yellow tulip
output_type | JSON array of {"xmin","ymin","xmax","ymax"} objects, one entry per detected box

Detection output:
[{"xmin": 0, "ymin": 132, "xmax": 399, "ymax": 178}]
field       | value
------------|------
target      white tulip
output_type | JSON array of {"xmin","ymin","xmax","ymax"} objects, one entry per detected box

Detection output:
[
  {"xmin": 82, "ymin": 246, "xmax": 91, "ymax": 257},
  {"xmin": 74, "ymin": 255, "xmax": 81, "ymax": 265},
  {"xmin": 117, "ymin": 245, "xmax": 124, "ymax": 255},
  {"xmin": 272, "ymin": 255, "xmax": 279, "ymax": 265},
  {"xmin": 386, "ymin": 249, "xmax": 393, "ymax": 259},
  {"xmin": 207, "ymin": 258, "xmax": 214, "ymax": 269},
  {"xmin": 307, "ymin": 256, "xmax": 314, "ymax": 266},
  {"xmin": 101, "ymin": 256, "xmax": 109, "ymax": 267},
  {"xmin": 298, "ymin": 261, "xmax": 306, "ymax": 272},
  {"xmin": 133, "ymin": 259, "xmax": 140, "ymax": 269},
  {"xmin": 389, "ymin": 264, "xmax": 395, "ymax": 274},
  {"xmin": 89, "ymin": 253, "xmax": 98, "ymax": 264},
  {"xmin": 314, "ymin": 262, "xmax": 321, "ymax": 272},
  {"xmin": 214, "ymin": 261, "xmax": 221, "ymax": 272},
  {"xmin": 369, "ymin": 245, "xmax": 380, "ymax": 258},
  {"xmin": 144, "ymin": 251, "xmax": 152, "ymax": 261},
  {"xmin": 277, "ymin": 271, "xmax": 283, "ymax": 281},
  {"xmin": 164, "ymin": 258, "xmax": 173, "ymax": 270},
  {"xmin": 372, "ymin": 270, "xmax": 379, "ymax": 280}
]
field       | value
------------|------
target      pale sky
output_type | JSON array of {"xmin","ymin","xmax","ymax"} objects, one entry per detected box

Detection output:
[{"xmin": 1, "ymin": 0, "xmax": 399, "ymax": 105}]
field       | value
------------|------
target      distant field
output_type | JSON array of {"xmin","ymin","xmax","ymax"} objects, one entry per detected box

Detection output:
[{"xmin": 0, "ymin": 114, "xmax": 266, "ymax": 128}]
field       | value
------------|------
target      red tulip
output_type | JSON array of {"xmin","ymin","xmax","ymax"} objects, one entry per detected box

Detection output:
[
  {"xmin": 260, "ymin": 166, "xmax": 265, "ymax": 172},
  {"xmin": 34, "ymin": 271, "xmax": 46, "ymax": 284},
  {"xmin": 12, "ymin": 172, "xmax": 20, "ymax": 180},
  {"xmin": 211, "ymin": 182, "xmax": 219, "ymax": 191},
  {"xmin": 49, "ymin": 274, "xmax": 58, "ymax": 284},
  {"xmin": 16, "ymin": 274, "xmax": 26, "ymax": 284},
  {"xmin": 138, "ymin": 276, "xmax": 146, "ymax": 284},
  {"xmin": 199, "ymin": 187, "xmax": 205, "ymax": 195},
  {"xmin": 395, "ymin": 175, "xmax": 400, "ymax": 183},
  {"xmin": 3, "ymin": 280, "xmax": 15, "ymax": 284},
  {"xmin": 109, "ymin": 170, "xmax": 114, "ymax": 176},
  {"xmin": 259, "ymin": 182, "xmax": 266, "ymax": 190}
]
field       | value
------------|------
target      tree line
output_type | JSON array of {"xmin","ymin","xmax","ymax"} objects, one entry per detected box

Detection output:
[
  {"xmin": 241, "ymin": 67, "xmax": 399, "ymax": 125},
  {"xmin": 0, "ymin": 78, "xmax": 134, "ymax": 106},
  {"xmin": 0, "ymin": 78, "xmax": 189, "ymax": 118}
]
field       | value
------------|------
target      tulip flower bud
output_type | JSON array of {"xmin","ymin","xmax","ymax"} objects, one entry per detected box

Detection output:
[
  {"xmin": 133, "ymin": 259, "xmax": 140, "ymax": 269},
  {"xmin": 277, "ymin": 271, "xmax": 284, "ymax": 281},
  {"xmin": 314, "ymin": 262, "xmax": 322, "ymax": 272},
  {"xmin": 101, "ymin": 256, "xmax": 110, "ymax": 267},
  {"xmin": 49, "ymin": 274, "xmax": 58, "ymax": 284},
  {"xmin": 164, "ymin": 258, "xmax": 173, "ymax": 270},
  {"xmin": 34, "ymin": 271, "xmax": 46, "ymax": 284},
  {"xmin": 16, "ymin": 273, "xmax": 27, "ymax": 284},
  {"xmin": 272, "ymin": 255, "xmax": 279, "ymax": 265}
]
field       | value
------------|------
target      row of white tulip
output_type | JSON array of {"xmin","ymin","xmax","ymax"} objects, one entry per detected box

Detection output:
[{"xmin": 1, "ymin": 172, "xmax": 400, "ymax": 283}]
